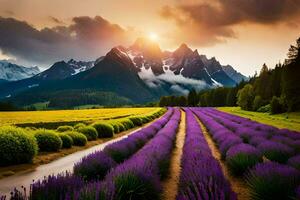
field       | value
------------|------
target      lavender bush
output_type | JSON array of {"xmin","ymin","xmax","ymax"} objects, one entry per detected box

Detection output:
[
  {"xmin": 257, "ymin": 141, "xmax": 294, "ymax": 163},
  {"xmin": 226, "ymin": 143, "xmax": 262, "ymax": 176},
  {"xmin": 73, "ymin": 151, "xmax": 117, "ymax": 181},
  {"xmin": 246, "ymin": 162, "xmax": 300, "ymax": 200},
  {"xmin": 288, "ymin": 155, "xmax": 300, "ymax": 170},
  {"xmin": 30, "ymin": 172, "xmax": 85, "ymax": 200}
]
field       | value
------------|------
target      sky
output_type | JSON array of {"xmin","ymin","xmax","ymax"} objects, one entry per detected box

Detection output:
[{"xmin": 0, "ymin": 0, "xmax": 300, "ymax": 76}]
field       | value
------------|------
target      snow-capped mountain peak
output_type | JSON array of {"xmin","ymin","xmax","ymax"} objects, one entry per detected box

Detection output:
[{"xmin": 0, "ymin": 60, "xmax": 40, "ymax": 81}]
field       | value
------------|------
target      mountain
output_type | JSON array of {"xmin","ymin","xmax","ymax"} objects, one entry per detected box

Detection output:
[
  {"xmin": 34, "ymin": 59, "xmax": 94, "ymax": 80},
  {"xmin": 0, "ymin": 60, "xmax": 40, "ymax": 81},
  {"xmin": 0, "ymin": 38, "xmax": 247, "ymax": 107},
  {"xmin": 221, "ymin": 65, "xmax": 249, "ymax": 83},
  {"xmin": 126, "ymin": 38, "xmax": 240, "ymax": 91}
]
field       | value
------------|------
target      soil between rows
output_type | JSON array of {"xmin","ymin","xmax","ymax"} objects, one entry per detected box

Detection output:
[{"xmin": 161, "ymin": 110, "xmax": 186, "ymax": 200}]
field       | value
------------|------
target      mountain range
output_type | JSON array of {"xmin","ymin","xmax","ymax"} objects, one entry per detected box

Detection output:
[
  {"xmin": 0, "ymin": 38, "xmax": 248, "ymax": 107},
  {"xmin": 0, "ymin": 60, "xmax": 40, "ymax": 82}
]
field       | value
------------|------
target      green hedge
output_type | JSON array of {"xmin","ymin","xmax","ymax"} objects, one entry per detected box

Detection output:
[
  {"xmin": 34, "ymin": 130, "xmax": 63, "ymax": 152},
  {"xmin": 77, "ymin": 126, "xmax": 98, "ymax": 141},
  {"xmin": 92, "ymin": 122, "xmax": 114, "ymax": 138},
  {"xmin": 74, "ymin": 123, "xmax": 86, "ymax": 130},
  {"xmin": 65, "ymin": 131, "xmax": 87, "ymax": 146},
  {"xmin": 58, "ymin": 133, "xmax": 73, "ymax": 148},
  {"xmin": 0, "ymin": 126, "xmax": 38, "ymax": 166},
  {"xmin": 129, "ymin": 117, "xmax": 143, "ymax": 126},
  {"xmin": 56, "ymin": 125, "xmax": 74, "ymax": 132},
  {"xmin": 118, "ymin": 119, "xmax": 134, "ymax": 130}
]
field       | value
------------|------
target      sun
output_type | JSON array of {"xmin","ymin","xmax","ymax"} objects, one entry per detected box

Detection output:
[{"xmin": 148, "ymin": 32, "xmax": 159, "ymax": 41}]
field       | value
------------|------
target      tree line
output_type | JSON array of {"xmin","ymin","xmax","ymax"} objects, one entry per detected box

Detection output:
[{"xmin": 159, "ymin": 37, "xmax": 300, "ymax": 114}]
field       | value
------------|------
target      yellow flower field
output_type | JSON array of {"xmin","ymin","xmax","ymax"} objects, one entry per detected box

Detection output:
[{"xmin": 0, "ymin": 107, "xmax": 161, "ymax": 125}]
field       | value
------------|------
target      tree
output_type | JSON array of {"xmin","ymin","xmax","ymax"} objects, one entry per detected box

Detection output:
[
  {"xmin": 237, "ymin": 84, "xmax": 255, "ymax": 110},
  {"xmin": 252, "ymin": 95, "xmax": 263, "ymax": 111},
  {"xmin": 187, "ymin": 89, "xmax": 198, "ymax": 106},
  {"xmin": 270, "ymin": 96, "xmax": 283, "ymax": 114},
  {"xmin": 286, "ymin": 37, "xmax": 300, "ymax": 64},
  {"xmin": 283, "ymin": 37, "xmax": 300, "ymax": 111},
  {"xmin": 177, "ymin": 96, "xmax": 187, "ymax": 106}
]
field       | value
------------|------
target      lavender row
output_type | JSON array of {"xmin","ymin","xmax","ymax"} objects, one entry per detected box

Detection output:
[
  {"xmin": 71, "ymin": 108, "xmax": 181, "ymax": 200},
  {"xmin": 176, "ymin": 108, "xmax": 236, "ymax": 200},
  {"xmin": 73, "ymin": 107, "xmax": 174, "ymax": 181},
  {"xmin": 199, "ymin": 108, "xmax": 300, "ymax": 164},
  {"xmin": 193, "ymin": 108, "xmax": 300, "ymax": 200}
]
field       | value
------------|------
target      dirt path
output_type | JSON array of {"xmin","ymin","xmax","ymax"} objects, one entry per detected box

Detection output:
[
  {"xmin": 196, "ymin": 117, "xmax": 250, "ymax": 200},
  {"xmin": 0, "ymin": 117, "xmax": 162, "ymax": 196},
  {"xmin": 161, "ymin": 110, "xmax": 186, "ymax": 200}
]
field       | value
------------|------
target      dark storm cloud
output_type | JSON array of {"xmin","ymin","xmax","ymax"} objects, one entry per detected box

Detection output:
[
  {"xmin": 160, "ymin": 0, "xmax": 300, "ymax": 45},
  {"xmin": 0, "ymin": 16, "xmax": 130, "ymax": 67}
]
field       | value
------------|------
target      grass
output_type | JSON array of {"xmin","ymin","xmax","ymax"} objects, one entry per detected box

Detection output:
[
  {"xmin": 218, "ymin": 107, "xmax": 300, "ymax": 132},
  {"xmin": 0, "ymin": 107, "xmax": 161, "ymax": 126},
  {"xmin": 24, "ymin": 102, "xmax": 49, "ymax": 110}
]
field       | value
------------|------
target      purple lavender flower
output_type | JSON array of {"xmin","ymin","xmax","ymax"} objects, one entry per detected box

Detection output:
[
  {"xmin": 29, "ymin": 172, "xmax": 85, "ymax": 200},
  {"xmin": 226, "ymin": 143, "xmax": 262, "ymax": 175},
  {"xmin": 219, "ymin": 136, "xmax": 243, "ymax": 159},
  {"xmin": 257, "ymin": 141, "xmax": 294, "ymax": 163},
  {"xmin": 73, "ymin": 151, "xmax": 117, "ymax": 181},
  {"xmin": 288, "ymin": 155, "xmax": 300, "ymax": 170},
  {"xmin": 246, "ymin": 162, "xmax": 300, "ymax": 200}
]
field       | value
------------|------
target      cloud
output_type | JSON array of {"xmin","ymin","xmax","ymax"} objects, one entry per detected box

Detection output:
[
  {"xmin": 0, "ymin": 16, "xmax": 133, "ymax": 67},
  {"xmin": 49, "ymin": 16, "xmax": 65, "ymax": 25},
  {"xmin": 160, "ymin": 0, "xmax": 300, "ymax": 46},
  {"xmin": 138, "ymin": 66, "xmax": 210, "ymax": 95}
]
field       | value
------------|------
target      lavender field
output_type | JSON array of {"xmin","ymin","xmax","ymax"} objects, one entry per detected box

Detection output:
[{"xmin": 1, "ymin": 107, "xmax": 300, "ymax": 200}]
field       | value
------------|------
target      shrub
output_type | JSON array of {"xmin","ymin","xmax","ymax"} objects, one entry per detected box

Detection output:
[
  {"xmin": 288, "ymin": 155, "xmax": 300, "ymax": 170},
  {"xmin": 246, "ymin": 162, "xmax": 300, "ymax": 200},
  {"xmin": 140, "ymin": 116, "xmax": 151, "ymax": 123},
  {"xmin": 29, "ymin": 172, "xmax": 84, "ymax": 200},
  {"xmin": 226, "ymin": 144, "xmax": 263, "ymax": 176},
  {"xmin": 58, "ymin": 133, "xmax": 73, "ymax": 148},
  {"xmin": 117, "ymin": 122, "xmax": 126, "ymax": 132},
  {"xmin": 65, "ymin": 131, "xmax": 87, "ymax": 146},
  {"xmin": 77, "ymin": 126, "xmax": 98, "ymax": 141},
  {"xmin": 74, "ymin": 123, "xmax": 86, "ymax": 130},
  {"xmin": 119, "ymin": 119, "xmax": 135, "ymax": 130},
  {"xmin": 34, "ymin": 130, "xmax": 63, "ymax": 152},
  {"xmin": 129, "ymin": 117, "xmax": 143, "ymax": 126},
  {"xmin": 219, "ymin": 136, "xmax": 243, "ymax": 159},
  {"xmin": 0, "ymin": 126, "xmax": 38, "ymax": 166},
  {"xmin": 109, "ymin": 122, "xmax": 120, "ymax": 133},
  {"xmin": 92, "ymin": 122, "xmax": 114, "ymax": 138},
  {"xmin": 74, "ymin": 151, "xmax": 116, "ymax": 181},
  {"xmin": 258, "ymin": 141, "xmax": 294, "ymax": 163},
  {"xmin": 56, "ymin": 125, "xmax": 74, "ymax": 132},
  {"xmin": 257, "ymin": 104, "xmax": 271, "ymax": 113},
  {"xmin": 113, "ymin": 171, "xmax": 161, "ymax": 200},
  {"xmin": 76, "ymin": 182, "xmax": 108, "ymax": 200}
]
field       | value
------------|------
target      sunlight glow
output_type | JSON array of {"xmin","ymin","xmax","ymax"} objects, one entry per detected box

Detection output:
[{"xmin": 148, "ymin": 32, "xmax": 158, "ymax": 41}]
